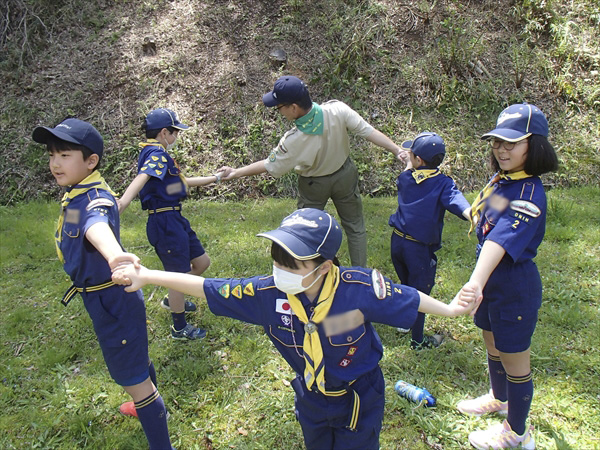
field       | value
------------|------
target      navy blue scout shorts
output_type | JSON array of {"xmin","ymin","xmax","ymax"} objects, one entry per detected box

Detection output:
[
  {"xmin": 146, "ymin": 210, "xmax": 205, "ymax": 273},
  {"xmin": 82, "ymin": 286, "xmax": 150, "ymax": 386},
  {"xmin": 390, "ymin": 231, "xmax": 437, "ymax": 295},
  {"xmin": 474, "ymin": 259, "xmax": 542, "ymax": 353},
  {"xmin": 292, "ymin": 367, "xmax": 385, "ymax": 450}
]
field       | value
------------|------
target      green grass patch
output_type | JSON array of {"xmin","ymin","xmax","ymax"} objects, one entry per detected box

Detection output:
[{"xmin": 1, "ymin": 189, "xmax": 599, "ymax": 448}]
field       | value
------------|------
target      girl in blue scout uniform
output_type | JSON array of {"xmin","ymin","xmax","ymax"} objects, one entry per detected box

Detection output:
[
  {"xmin": 119, "ymin": 108, "xmax": 222, "ymax": 343},
  {"xmin": 112, "ymin": 208, "xmax": 480, "ymax": 450},
  {"xmin": 32, "ymin": 118, "xmax": 173, "ymax": 449},
  {"xmin": 389, "ymin": 132, "xmax": 471, "ymax": 349},
  {"xmin": 456, "ymin": 104, "xmax": 558, "ymax": 449}
]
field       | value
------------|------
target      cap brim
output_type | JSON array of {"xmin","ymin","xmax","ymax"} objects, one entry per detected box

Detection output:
[
  {"xmin": 481, "ymin": 129, "xmax": 531, "ymax": 142},
  {"xmin": 262, "ymin": 91, "xmax": 279, "ymax": 107},
  {"xmin": 172, "ymin": 123, "xmax": 189, "ymax": 130},
  {"xmin": 32, "ymin": 126, "xmax": 83, "ymax": 147},
  {"xmin": 401, "ymin": 140, "xmax": 413, "ymax": 149},
  {"xmin": 257, "ymin": 229, "xmax": 319, "ymax": 261}
]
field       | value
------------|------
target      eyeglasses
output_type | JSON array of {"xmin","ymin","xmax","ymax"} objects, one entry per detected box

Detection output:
[
  {"xmin": 489, "ymin": 139, "xmax": 526, "ymax": 150},
  {"xmin": 276, "ymin": 104, "xmax": 290, "ymax": 111}
]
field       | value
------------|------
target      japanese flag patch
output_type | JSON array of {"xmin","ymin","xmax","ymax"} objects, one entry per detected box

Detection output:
[{"xmin": 275, "ymin": 298, "xmax": 295, "ymax": 315}]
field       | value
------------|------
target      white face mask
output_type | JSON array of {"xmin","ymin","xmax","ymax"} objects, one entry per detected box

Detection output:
[
  {"xmin": 272, "ymin": 263, "xmax": 323, "ymax": 295},
  {"xmin": 165, "ymin": 138, "xmax": 177, "ymax": 151}
]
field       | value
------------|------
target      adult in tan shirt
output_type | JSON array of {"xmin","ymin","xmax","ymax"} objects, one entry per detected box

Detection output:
[{"xmin": 220, "ymin": 75, "xmax": 402, "ymax": 266}]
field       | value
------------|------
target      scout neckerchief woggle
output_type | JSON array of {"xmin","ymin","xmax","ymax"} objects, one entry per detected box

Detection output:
[
  {"xmin": 286, "ymin": 265, "xmax": 340, "ymax": 394},
  {"xmin": 55, "ymin": 170, "xmax": 116, "ymax": 263},
  {"xmin": 469, "ymin": 170, "xmax": 532, "ymax": 234},
  {"xmin": 411, "ymin": 168, "xmax": 440, "ymax": 184},
  {"xmin": 139, "ymin": 138, "xmax": 189, "ymax": 193}
]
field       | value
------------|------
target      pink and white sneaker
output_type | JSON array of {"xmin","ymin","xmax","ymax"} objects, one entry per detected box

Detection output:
[
  {"xmin": 468, "ymin": 419, "xmax": 535, "ymax": 449},
  {"xmin": 457, "ymin": 390, "xmax": 508, "ymax": 417}
]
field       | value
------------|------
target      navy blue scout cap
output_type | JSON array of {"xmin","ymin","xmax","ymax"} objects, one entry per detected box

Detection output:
[
  {"xmin": 401, "ymin": 132, "xmax": 446, "ymax": 161},
  {"xmin": 262, "ymin": 76, "xmax": 310, "ymax": 107},
  {"xmin": 482, "ymin": 103, "xmax": 548, "ymax": 142},
  {"xmin": 145, "ymin": 108, "xmax": 190, "ymax": 131},
  {"xmin": 257, "ymin": 208, "xmax": 343, "ymax": 261},
  {"xmin": 32, "ymin": 118, "xmax": 104, "ymax": 159}
]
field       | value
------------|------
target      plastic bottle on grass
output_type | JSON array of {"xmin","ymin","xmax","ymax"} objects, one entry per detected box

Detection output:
[{"xmin": 394, "ymin": 380, "xmax": 436, "ymax": 407}]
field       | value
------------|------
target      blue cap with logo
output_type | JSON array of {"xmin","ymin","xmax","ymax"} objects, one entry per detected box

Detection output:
[
  {"xmin": 32, "ymin": 118, "xmax": 104, "ymax": 159},
  {"xmin": 262, "ymin": 75, "xmax": 310, "ymax": 107},
  {"xmin": 482, "ymin": 103, "xmax": 548, "ymax": 142},
  {"xmin": 144, "ymin": 108, "xmax": 190, "ymax": 131},
  {"xmin": 257, "ymin": 208, "xmax": 343, "ymax": 260},
  {"xmin": 401, "ymin": 132, "xmax": 446, "ymax": 161}
]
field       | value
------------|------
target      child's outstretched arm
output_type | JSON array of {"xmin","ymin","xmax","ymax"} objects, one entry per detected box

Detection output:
[
  {"xmin": 112, "ymin": 263, "xmax": 207, "ymax": 299},
  {"xmin": 186, "ymin": 172, "xmax": 223, "ymax": 187},
  {"xmin": 417, "ymin": 290, "xmax": 481, "ymax": 318},
  {"xmin": 457, "ymin": 239, "xmax": 506, "ymax": 308},
  {"xmin": 118, "ymin": 173, "xmax": 150, "ymax": 213},
  {"xmin": 85, "ymin": 222, "xmax": 139, "ymax": 264}
]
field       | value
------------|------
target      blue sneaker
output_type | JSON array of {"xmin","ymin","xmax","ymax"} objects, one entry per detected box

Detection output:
[
  {"xmin": 171, "ymin": 324, "xmax": 207, "ymax": 341},
  {"xmin": 161, "ymin": 296, "xmax": 197, "ymax": 312}
]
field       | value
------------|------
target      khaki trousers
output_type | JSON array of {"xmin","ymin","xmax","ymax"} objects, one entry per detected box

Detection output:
[{"xmin": 297, "ymin": 158, "xmax": 367, "ymax": 267}]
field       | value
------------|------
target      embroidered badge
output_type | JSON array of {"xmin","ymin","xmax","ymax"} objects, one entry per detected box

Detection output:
[
  {"xmin": 218, "ymin": 284, "xmax": 230, "ymax": 298},
  {"xmin": 339, "ymin": 358, "xmax": 352, "ymax": 368},
  {"xmin": 371, "ymin": 269, "xmax": 386, "ymax": 300},
  {"xmin": 268, "ymin": 150, "xmax": 277, "ymax": 162},
  {"xmin": 155, "ymin": 170, "xmax": 163, "ymax": 175},
  {"xmin": 161, "ymin": 156, "xmax": 167, "ymax": 162},
  {"xmin": 86, "ymin": 198, "xmax": 114, "ymax": 211},
  {"xmin": 275, "ymin": 298, "xmax": 295, "ymax": 315},
  {"xmin": 151, "ymin": 156, "xmax": 159, "ymax": 161},
  {"xmin": 347, "ymin": 346, "xmax": 358, "ymax": 356},
  {"xmin": 510, "ymin": 200, "xmax": 541, "ymax": 218},
  {"xmin": 281, "ymin": 315, "xmax": 291, "ymax": 326},
  {"xmin": 148, "ymin": 163, "xmax": 156, "ymax": 168},
  {"xmin": 231, "ymin": 284, "xmax": 242, "ymax": 299},
  {"xmin": 243, "ymin": 282, "xmax": 255, "ymax": 296}
]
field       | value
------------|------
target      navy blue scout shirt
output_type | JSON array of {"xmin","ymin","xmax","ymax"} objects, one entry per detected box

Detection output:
[
  {"xmin": 476, "ymin": 176, "xmax": 547, "ymax": 263},
  {"xmin": 137, "ymin": 140, "xmax": 187, "ymax": 210},
  {"xmin": 60, "ymin": 189, "xmax": 120, "ymax": 286},
  {"xmin": 203, "ymin": 267, "xmax": 420, "ymax": 387},
  {"xmin": 389, "ymin": 169, "xmax": 470, "ymax": 250}
]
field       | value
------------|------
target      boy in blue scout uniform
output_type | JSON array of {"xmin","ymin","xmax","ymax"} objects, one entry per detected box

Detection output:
[
  {"xmin": 389, "ymin": 132, "xmax": 471, "ymax": 349},
  {"xmin": 119, "ymin": 108, "xmax": 222, "ymax": 342},
  {"xmin": 112, "ymin": 208, "xmax": 480, "ymax": 450},
  {"xmin": 456, "ymin": 104, "xmax": 559, "ymax": 449},
  {"xmin": 32, "ymin": 118, "xmax": 173, "ymax": 449}
]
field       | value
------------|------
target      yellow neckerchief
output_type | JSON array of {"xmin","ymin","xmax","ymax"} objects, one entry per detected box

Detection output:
[
  {"xmin": 469, "ymin": 170, "xmax": 532, "ymax": 234},
  {"xmin": 139, "ymin": 138, "xmax": 188, "ymax": 193},
  {"xmin": 411, "ymin": 168, "xmax": 440, "ymax": 184},
  {"xmin": 286, "ymin": 265, "xmax": 340, "ymax": 394},
  {"xmin": 55, "ymin": 170, "xmax": 116, "ymax": 263}
]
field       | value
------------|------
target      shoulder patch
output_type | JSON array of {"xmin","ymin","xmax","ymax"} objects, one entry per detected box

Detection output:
[
  {"xmin": 510, "ymin": 200, "xmax": 541, "ymax": 218},
  {"xmin": 231, "ymin": 284, "xmax": 243, "ymax": 299},
  {"xmin": 371, "ymin": 269, "xmax": 386, "ymax": 300},
  {"xmin": 218, "ymin": 284, "xmax": 230, "ymax": 298},
  {"xmin": 86, "ymin": 198, "xmax": 114, "ymax": 211}
]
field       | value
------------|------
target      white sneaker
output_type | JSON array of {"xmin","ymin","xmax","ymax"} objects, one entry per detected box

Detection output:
[
  {"xmin": 457, "ymin": 390, "xmax": 508, "ymax": 417},
  {"xmin": 468, "ymin": 419, "xmax": 535, "ymax": 449}
]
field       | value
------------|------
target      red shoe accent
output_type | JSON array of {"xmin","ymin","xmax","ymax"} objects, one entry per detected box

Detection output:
[{"xmin": 119, "ymin": 401, "xmax": 138, "ymax": 418}]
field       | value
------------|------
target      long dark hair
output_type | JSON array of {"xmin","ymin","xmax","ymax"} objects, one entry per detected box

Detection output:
[{"xmin": 490, "ymin": 135, "xmax": 559, "ymax": 176}]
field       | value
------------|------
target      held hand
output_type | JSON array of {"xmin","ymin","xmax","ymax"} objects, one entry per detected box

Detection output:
[
  {"xmin": 218, "ymin": 166, "xmax": 236, "ymax": 181},
  {"xmin": 457, "ymin": 281, "xmax": 483, "ymax": 316},
  {"xmin": 112, "ymin": 264, "xmax": 148, "ymax": 292},
  {"xmin": 397, "ymin": 149, "xmax": 409, "ymax": 164},
  {"xmin": 108, "ymin": 252, "xmax": 141, "ymax": 271}
]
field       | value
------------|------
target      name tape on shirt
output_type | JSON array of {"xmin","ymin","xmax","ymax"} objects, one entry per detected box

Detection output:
[
  {"xmin": 322, "ymin": 309, "xmax": 364, "ymax": 337},
  {"xmin": 509, "ymin": 200, "xmax": 541, "ymax": 218}
]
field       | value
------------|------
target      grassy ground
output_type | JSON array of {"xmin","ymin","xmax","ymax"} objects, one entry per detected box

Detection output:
[{"xmin": 0, "ymin": 188, "xmax": 599, "ymax": 449}]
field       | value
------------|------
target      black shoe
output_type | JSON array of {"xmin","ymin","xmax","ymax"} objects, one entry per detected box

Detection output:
[{"xmin": 161, "ymin": 296, "xmax": 197, "ymax": 312}]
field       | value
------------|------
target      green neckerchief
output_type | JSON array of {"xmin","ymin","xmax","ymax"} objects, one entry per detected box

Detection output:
[
  {"xmin": 286, "ymin": 265, "xmax": 340, "ymax": 394},
  {"xmin": 469, "ymin": 170, "xmax": 532, "ymax": 234},
  {"xmin": 411, "ymin": 168, "xmax": 440, "ymax": 184},
  {"xmin": 56, "ymin": 170, "xmax": 116, "ymax": 263},
  {"xmin": 294, "ymin": 102, "xmax": 324, "ymax": 135}
]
